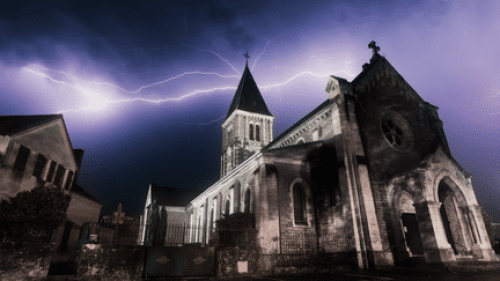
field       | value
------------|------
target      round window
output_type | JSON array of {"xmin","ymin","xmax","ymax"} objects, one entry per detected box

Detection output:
[{"xmin": 380, "ymin": 111, "xmax": 413, "ymax": 151}]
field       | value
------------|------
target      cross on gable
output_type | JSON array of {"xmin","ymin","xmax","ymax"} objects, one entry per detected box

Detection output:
[{"xmin": 368, "ymin": 41, "xmax": 380, "ymax": 55}]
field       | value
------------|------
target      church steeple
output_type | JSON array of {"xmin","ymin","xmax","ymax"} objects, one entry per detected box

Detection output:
[
  {"xmin": 226, "ymin": 64, "xmax": 273, "ymax": 119},
  {"xmin": 220, "ymin": 58, "xmax": 274, "ymax": 178}
]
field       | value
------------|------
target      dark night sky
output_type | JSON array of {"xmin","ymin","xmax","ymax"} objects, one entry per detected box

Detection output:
[{"xmin": 1, "ymin": 1, "xmax": 499, "ymax": 221}]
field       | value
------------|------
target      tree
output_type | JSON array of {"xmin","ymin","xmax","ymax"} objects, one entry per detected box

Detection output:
[
  {"xmin": 481, "ymin": 206, "xmax": 498, "ymax": 252},
  {"xmin": 0, "ymin": 186, "xmax": 71, "ymax": 244}
]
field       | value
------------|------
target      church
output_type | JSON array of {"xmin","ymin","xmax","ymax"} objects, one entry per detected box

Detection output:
[{"xmin": 141, "ymin": 42, "xmax": 498, "ymax": 269}]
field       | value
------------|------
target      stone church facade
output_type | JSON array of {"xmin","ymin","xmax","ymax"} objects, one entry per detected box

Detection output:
[{"xmin": 142, "ymin": 43, "xmax": 497, "ymax": 269}]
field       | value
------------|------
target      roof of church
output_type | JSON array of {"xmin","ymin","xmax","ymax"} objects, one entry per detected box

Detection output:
[
  {"xmin": 71, "ymin": 184, "xmax": 102, "ymax": 205},
  {"xmin": 0, "ymin": 114, "xmax": 62, "ymax": 136},
  {"xmin": 151, "ymin": 185, "xmax": 203, "ymax": 207},
  {"xmin": 264, "ymin": 99, "xmax": 333, "ymax": 149},
  {"xmin": 226, "ymin": 65, "xmax": 272, "ymax": 119}
]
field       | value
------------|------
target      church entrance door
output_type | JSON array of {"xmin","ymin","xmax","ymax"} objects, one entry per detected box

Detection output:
[{"xmin": 401, "ymin": 213, "xmax": 424, "ymax": 255}]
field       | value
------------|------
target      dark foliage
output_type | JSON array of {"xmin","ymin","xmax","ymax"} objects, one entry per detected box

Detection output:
[
  {"xmin": 215, "ymin": 212, "xmax": 255, "ymax": 230},
  {"xmin": 213, "ymin": 213, "xmax": 257, "ymax": 247},
  {"xmin": 0, "ymin": 186, "xmax": 71, "ymax": 244}
]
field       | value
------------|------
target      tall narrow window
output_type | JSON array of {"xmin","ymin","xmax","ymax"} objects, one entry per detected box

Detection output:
[
  {"xmin": 14, "ymin": 145, "xmax": 30, "ymax": 172},
  {"xmin": 293, "ymin": 184, "xmax": 306, "ymax": 224},
  {"xmin": 244, "ymin": 189, "xmax": 251, "ymax": 213},
  {"xmin": 54, "ymin": 165, "xmax": 66, "ymax": 187},
  {"xmin": 33, "ymin": 154, "xmax": 47, "ymax": 178},
  {"xmin": 249, "ymin": 124, "xmax": 254, "ymax": 140},
  {"xmin": 225, "ymin": 199, "xmax": 230, "ymax": 216},
  {"xmin": 46, "ymin": 161, "xmax": 57, "ymax": 182},
  {"xmin": 64, "ymin": 170, "xmax": 74, "ymax": 190},
  {"xmin": 255, "ymin": 125, "xmax": 260, "ymax": 141}
]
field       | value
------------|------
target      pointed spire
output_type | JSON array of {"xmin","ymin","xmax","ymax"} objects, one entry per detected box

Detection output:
[{"xmin": 226, "ymin": 62, "xmax": 272, "ymax": 119}]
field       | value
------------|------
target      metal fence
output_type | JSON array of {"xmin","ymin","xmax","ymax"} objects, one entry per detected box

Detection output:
[
  {"xmin": 83, "ymin": 220, "xmax": 140, "ymax": 245},
  {"xmin": 275, "ymin": 232, "xmax": 355, "ymax": 267},
  {"xmin": 280, "ymin": 232, "xmax": 349, "ymax": 254},
  {"xmin": 145, "ymin": 223, "xmax": 257, "ymax": 247}
]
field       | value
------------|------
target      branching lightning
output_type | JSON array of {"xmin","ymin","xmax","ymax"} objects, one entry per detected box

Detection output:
[
  {"xmin": 57, "ymin": 86, "xmax": 237, "ymax": 114},
  {"xmin": 196, "ymin": 115, "xmax": 226, "ymax": 126},
  {"xmin": 183, "ymin": 44, "xmax": 241, "ymax": 75},
  {"xmin": 260, "ymin": 71, "xmax": 330, "ymax": 90},
  {"xmin": 252, "ymin": 40, "xmax": 271, "ymax": 72},
  {"xmin": 23, "ymin": 66, "xmax": 238, "ymax": 95}
]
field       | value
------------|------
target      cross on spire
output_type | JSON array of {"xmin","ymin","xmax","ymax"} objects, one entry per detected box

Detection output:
[
  {"xmin": 244, "ymin": 52, "xmax": 250, "ymax": 67},
  {"xmin": 368, "ymin": 41, "xmax": 380, "ymax": 55}
]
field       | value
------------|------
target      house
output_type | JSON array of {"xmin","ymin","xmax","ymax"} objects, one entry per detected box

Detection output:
[
  {"xmin": 0, "ymin": 115, "xmax": 79, "ymax": 199},
  {"xmin": 141, "ymin": 42, "xmax": 498, "ymax": 269},
  {"xmin": 0, "ymin": 114, "xmax": 101, "ymax": 250}
]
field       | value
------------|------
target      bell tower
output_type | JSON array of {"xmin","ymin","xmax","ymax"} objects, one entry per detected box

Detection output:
[{"xmin": 220, "ymin": 55, "xmax": 273, "ymax": 178}]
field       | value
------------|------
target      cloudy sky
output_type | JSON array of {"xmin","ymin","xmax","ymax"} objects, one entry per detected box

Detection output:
[{"xmin": 1, "ymin": 0, "xmax": 499, "ymax": 220}]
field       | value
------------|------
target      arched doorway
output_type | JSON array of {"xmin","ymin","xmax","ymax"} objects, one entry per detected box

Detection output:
[
  {"xmin": 437, "ymin": 178, "xmax": 474, "ymax": 255},
  {"xmin": 398, "ymin": 192, "xmax": 423, "ymax": 256}
]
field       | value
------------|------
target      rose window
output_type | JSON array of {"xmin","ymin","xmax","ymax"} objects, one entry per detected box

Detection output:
[{"xmin": 382, "ymin": 118, "xmax": 405, "ymax": 148}]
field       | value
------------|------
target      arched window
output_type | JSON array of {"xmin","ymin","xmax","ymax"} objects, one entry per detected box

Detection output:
[
  {"xmin": 255, "ymin": 124, "xmax": 260, "ymax": 141},
  {"xmin": 244, "ymin": 189, "xmax": 251, "ymax": 213},
  {"xmin": 249, "ymin": 124, "xmax": 254, "ymax": 140},
  {"xmin": 293, "ymin": 183, "xmax": 306, "ymax": 224},
  {"xmin": 225, "ymin": 199, "xmax": 230, "ymax": 216}
]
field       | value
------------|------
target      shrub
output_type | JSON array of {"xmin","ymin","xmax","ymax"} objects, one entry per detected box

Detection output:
[{"xmin": 0, "ymin": 186, "xmax": 71, "ymax": 244}]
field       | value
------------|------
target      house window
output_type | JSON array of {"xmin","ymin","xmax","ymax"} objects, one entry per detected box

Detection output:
[
  {"xmin": 244, "ymin": 189, "xmax": 251, "ymax": 213},
  {"xmin": 53, "ymin": 165, "xmax": 65, "ymax": 187},
  {"xmin": 46, "ymin": 161, "xmax": 57, "ymax": 182},
  {"xmin": 293, "ymin": 183, "xmax": 307, "ymax": 224},
  {"xmin": 32, "ymin": 154, "xmax": 47, "ymax": 178},
  {"xmin": 64, "ymin": 170, "xmax": 74, "ymax": 190},
  {"xmin": 255, "ymin": 124, "xmax": 260, "ymax": 141},
  {"xmin": 13, "ymin": 145, "xmax": 30, "ymax": 172},
  {"xmin": 249, "ymin": 124, "xmax": 254, "ymax": 140}
]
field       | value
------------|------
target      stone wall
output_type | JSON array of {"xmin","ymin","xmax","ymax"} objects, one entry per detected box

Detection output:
[
  {"xmin": 0, "ymin": 243, "xmax": 53, "ymax": 281},
  {"xmin": 77, "ymin": 244, "xmax": 145, "ymax": 281}
]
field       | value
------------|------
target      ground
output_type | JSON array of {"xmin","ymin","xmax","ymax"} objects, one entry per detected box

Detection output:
[{"xmin": 219, "ymin": 268, "xmax": 500, "ymax": 281}]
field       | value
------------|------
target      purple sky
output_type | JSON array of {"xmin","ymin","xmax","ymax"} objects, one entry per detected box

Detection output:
[{"xmin": 1, "ymin": 1, "xmax": 499, "ymax": 220}]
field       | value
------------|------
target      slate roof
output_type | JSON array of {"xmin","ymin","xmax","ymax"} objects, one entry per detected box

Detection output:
[
  {"xmin": 226, "ymin": 65, "xmax": 272, "ymax": 118},
  {"xmin": 151, "ymin": 185, "xmax": 204, "ymax": 207},
  {"xmin": 0, "ymin": 114, "xmax": 62, "ymax": 136},
  {"xmin": 71, "ymin": 184, "xmax": 102, "ymax": 205}
]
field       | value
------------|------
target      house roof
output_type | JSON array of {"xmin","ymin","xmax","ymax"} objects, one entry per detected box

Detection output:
[
  {"xmin": 226, "ymin": 65, "xmax": 272, "ymax": 119},
  {"xmin": 0, "ymin": 114, "xmax": 62, "ymax": 136},
  {"xmin": 151, "ymin": 185, "xmax": 204, "ymax": 207},
  {"xmin": 71, "ymin": 184, "xmax": 102, "ymax": 205}
]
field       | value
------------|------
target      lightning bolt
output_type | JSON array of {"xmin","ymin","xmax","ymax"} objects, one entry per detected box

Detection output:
[
  {"xmin": 252, "ymin": 40, "xmax": 271, "ymax": 72},
  {"xmin": 260, "ymin": 71, "xmax": 330, "ymax": 90},
  {"xmin": 57, "ymin": 86, "xmax": 237, "ymax": 114},
  {"xmin": 23, "ymin": 66, "xmax": 238, "ymax": 95},
  {"xmin": 183, "ymin": 44, "xmax": 241, "ymax": 75},
  {"xmin": 196, "ymin": 115, "xmax": 226, "ymax": 125}
]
